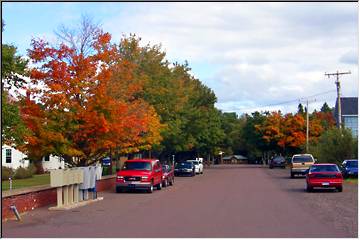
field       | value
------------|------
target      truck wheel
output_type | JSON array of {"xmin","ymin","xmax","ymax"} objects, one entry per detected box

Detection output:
[
  {"xmin": 147, "ymin": 182, "xmax": 154, "ymax": 193},
  {"xmin": 157, "ymin": 182, "xmax": 162, "ymax": 190}
]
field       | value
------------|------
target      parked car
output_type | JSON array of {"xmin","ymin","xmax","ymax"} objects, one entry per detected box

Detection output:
[
  {"xmin": 186, "ymin": 159, "xmax": 204, "ymax": 174},
  {"xmin": 116, "ymin": 159, "xmax": 163, "ymax": 193},
  {"xmin": 290, "ymin": 154, "xmax": 315, "ymax": 178},
  {"xmin": 174, "ymin": 162, "xmax": 195, "ymax": 176},
  {"xmin": 162, "ymin": 164, "xmax": 175, "ymax": 187},
  {"xmin": 341, "ymin": 159, "xmax": 358, "ymax": 178},
  {"xmin": 306, "ymin": 163, "xmax": 343, "ymax": 192},
  {"xmin": 269, "ymin": 156, "xmax": 286, "ymax": 169}
]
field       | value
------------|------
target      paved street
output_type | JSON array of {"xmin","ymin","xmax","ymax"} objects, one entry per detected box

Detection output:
[{"xmin": 2, "ymin": 165, "xmax": 357, "ymax": 238}]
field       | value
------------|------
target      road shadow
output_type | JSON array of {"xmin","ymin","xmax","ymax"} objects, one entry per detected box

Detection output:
[{"xmin": 285, "ymin": 188, "xmax": 339, "ymax": 193}]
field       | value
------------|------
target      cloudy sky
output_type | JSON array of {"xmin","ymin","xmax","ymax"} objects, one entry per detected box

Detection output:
[{"xmin": 2, "ymin": 2, "xmax": 358, "ymax": 115}]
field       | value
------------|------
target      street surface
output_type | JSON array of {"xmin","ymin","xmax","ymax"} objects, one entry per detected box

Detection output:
[{"xmin": 2, "ymin": 165, "xmax": 357, "ymax": 237}]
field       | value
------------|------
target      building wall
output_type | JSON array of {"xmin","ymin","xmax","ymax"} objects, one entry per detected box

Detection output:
[
  {"xmin": 42, "ymin": 155, "xmax": 65, "ymax": 171},
  {"xmin": 1, "ymin": 145, "xmax": 29, "ymax": 169}
]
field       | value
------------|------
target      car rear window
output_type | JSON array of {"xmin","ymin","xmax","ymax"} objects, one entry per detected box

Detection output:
[
  {"xmin": 345, "ymin": 161, "xmax": 358, "ymax": 167},
  {"xmin": 273, "ymin": 157, "xmax": 285, "ymax": 162},
  {"xmin": 176, "ymin": 162, "xmax": 192, "ymax": 168},
  {"xmin": 310, "ymin": 165, "xmax": 339, "ymax": 173},
  {"xmin": 292, "ymin": 156, "xmax": 313, "ymax": 163},
  {"xmin": 122, "ymin": 162, "xmax": 151, "ymax": 171}
]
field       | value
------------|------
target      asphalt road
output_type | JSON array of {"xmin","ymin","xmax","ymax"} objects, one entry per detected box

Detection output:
[{"xmin": 2, "ymin": 165, "xmax": 358, "ymax": 238}]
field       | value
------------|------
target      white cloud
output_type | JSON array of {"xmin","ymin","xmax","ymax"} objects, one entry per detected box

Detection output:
[{"xmin": 31, "ymin": 2, "xmax": 359, "ymax": 115}]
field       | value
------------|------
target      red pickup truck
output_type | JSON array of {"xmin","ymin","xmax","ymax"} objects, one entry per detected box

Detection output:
[{"xmin": 116, "ymin": 159, "xmax": 163, "ymax": 193}]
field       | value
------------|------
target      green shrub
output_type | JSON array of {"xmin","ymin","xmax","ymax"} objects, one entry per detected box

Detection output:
[
  {"xmin": 14, "ymin": 166, "xmax": 34, "ymax": 179},
  {"xmin": 2, "ymin": 167, "xmax": 14, "ymax": 181}
]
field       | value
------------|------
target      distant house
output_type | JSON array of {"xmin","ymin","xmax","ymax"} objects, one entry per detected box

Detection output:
[
  {"xmin": 1, "ymin": 144, "xmax": 65, "ymax": 171},
  {"xmin": 222, "ymin": 155, "xmax": 248, "ymax": 164},
  {"xmin": 2, "ymin": 144, "xmax": 29, "ymax": 169},
  {"xmin": 334, "ymin": 97, "xmax": 358, "ymax": 137}
]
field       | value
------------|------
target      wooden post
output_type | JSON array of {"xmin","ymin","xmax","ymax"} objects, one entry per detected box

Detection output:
[
  {"xmin": 73, "ymin": 185, "xmax": 79, "ymax": 203},
  {"xmin": 68, "ymin": 185, "xmax": 74, "ymax": 204},
  {"xmin": 63, "ymin": 186, "xmax": 69, "ymax": 206},
  {"xmin": 57, "ymin": 187, "xmax": 63, "ymax": 207}
]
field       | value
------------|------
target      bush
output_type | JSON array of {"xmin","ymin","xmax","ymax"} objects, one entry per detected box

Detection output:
[
  {"xmin": 310, "ymin": 128, "xmax": 357, "ymax": 165},
  {"xmin": 14, "ymin": 166, "xmax": 34, "ymax": 179},
  {"xmin": 2, "ymin": 167, "xmax": 14, "ymax": 181}
]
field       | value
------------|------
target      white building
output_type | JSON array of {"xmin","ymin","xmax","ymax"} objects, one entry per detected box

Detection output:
[
  {"xmin": 1, "ymin": 144, "xmax": 65, "ymax": 171},
  {"xmin": 2, "ymin": 144, "xmax": 29, "ymax": 169}
]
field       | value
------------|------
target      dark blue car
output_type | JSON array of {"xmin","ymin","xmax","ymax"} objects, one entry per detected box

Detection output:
[{"xmin": 341, "ymin": 159, "xmax": 358, "ymax": 178}]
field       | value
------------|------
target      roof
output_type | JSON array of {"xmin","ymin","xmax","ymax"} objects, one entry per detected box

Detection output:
[
  {"xmin": 334, "ymin": 97, "xmax": 358, "ymax": 116},
  {"xmin": 223, "ymin": 155, "xmax": 247, "ymax": 160}
]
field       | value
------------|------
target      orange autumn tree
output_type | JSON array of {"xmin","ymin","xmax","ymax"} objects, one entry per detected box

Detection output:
[
  {"xmin": 255, "ymin": 111, "xmax": 283, "ymax": 151},
  {"xmin": 21, "ymin": 32, "xmax": 162, "ymax": 166},
  {"xmin": 278, "ymin": 113, "xmax": 306, "ymax": 151}
]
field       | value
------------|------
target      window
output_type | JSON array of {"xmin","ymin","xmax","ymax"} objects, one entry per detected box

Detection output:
[
  {"xmin": 44, "ymin": 155, "xmax": 50, "ymax": 161},
  {"xmin": 6, "ymin": 149, "xmax": 11, "ymax": 163},
  {"xmin": 344, "ymin": 116, "xmax": 358, "ymax": 137}
]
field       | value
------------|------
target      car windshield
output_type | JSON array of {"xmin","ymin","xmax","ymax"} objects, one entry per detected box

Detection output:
[
  {"xmin": 345, "ymin": 161, "xmax": 358, "ymax": 168},
  {"xmin": 122, "ymin": 162, "xmax": 151, "ymax": 171},
  {"xmin": 176, "ymin": 162, "xmax": 192, "ymax": 168},
  {"xmin": 292, "ymin": 156, "xmax": 313, "ymax": 163},
  {"xmin": 310, "ymin": 165, "xmax": 339, "ymax": 173}
]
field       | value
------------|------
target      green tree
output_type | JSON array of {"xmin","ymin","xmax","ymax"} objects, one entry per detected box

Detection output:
[
  {"xmin": 2, "ymin": 92, "xmax": 29, "ymax": 146},
  {"xmin": 320, "ymin": 102, "xmax": 332, "ymax": 113},
  {"xmin": 297, "ymin": 103, "xmax": 305, "ymax": 115},
  {"xmin": 310, "ymin": 128, "xmax": 357, "ymax": 165},
  {"xmin": 2, "ymin": 44, "xmax": 28, "ymax": 88}
]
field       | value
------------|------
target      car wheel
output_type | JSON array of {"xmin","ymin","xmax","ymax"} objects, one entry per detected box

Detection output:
[
  {"xmin": 282, "ymin": 166, "xmax": 286, "ymax": 169},
  {"xmin": 306, "ymin": 184, "xmax": 313, "ymax": 192},
  {"xmin": 269, "ymin": 166, "xmax": 273, "ymax": 169},
  {"xmin": 116, "ymin": 186, "xmax": 122, "ymax": 193},
  {"xmin": 201, "ymin": 170, "xmax": 203, "ymax": 174},
  {"xmin": 337, "ymin": 186, "xmax": 343, "ymax": 192},
  {"xmin": 162, "ymin": 180, "xmax": 168, "ymax": 188},
  {"xmin": 291, "ymin": 172, "xmax": 295, "ymax": 178},
  {"xmin": 147, "ymin": 182, "xmax": 154, "ymax": 193}
]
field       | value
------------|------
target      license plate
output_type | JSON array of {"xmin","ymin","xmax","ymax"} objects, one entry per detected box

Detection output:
[{"xmin": 322, "ymin": 182, "xmax": 330, "ymax": 186}]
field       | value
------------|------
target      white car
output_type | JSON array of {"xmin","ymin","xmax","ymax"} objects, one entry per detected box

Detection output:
[{"xmin": 186, "ymin": 160, "xmax": 203, "ymax": 174}]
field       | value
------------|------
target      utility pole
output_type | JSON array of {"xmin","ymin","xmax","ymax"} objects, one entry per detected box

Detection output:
[
  {"xmin": 325, "ymin": 71, "xmax": 351, "ymax": 128},
  {"xmin": 299, "ymin": 98, "xmax": 316, "ymax": 153}
]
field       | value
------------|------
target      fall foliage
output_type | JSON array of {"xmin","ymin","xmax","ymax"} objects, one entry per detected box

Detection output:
[{"xmin": 21, "ymin": 32, "xmax": 162, "ymax": 166}]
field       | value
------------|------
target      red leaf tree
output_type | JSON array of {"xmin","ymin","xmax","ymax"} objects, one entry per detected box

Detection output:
[{"xmin": 21, "ymin": 32, "xmax": 162, "ymax": 166}]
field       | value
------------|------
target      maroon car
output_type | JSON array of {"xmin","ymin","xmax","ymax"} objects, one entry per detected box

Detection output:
[{"xmin": 162, "ymin": 164, "xmax": 175, "ymax": 187}]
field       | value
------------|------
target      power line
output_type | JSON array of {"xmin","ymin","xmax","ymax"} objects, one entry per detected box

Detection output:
[{"xmin": 228, "ymin": 89, "xmax": 336, "ymax": 112}]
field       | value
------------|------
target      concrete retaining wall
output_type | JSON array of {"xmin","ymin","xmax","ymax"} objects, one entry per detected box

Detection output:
[{"xmin": 2, "ymin": 175, "xmax": 116, "ymax": 221}]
